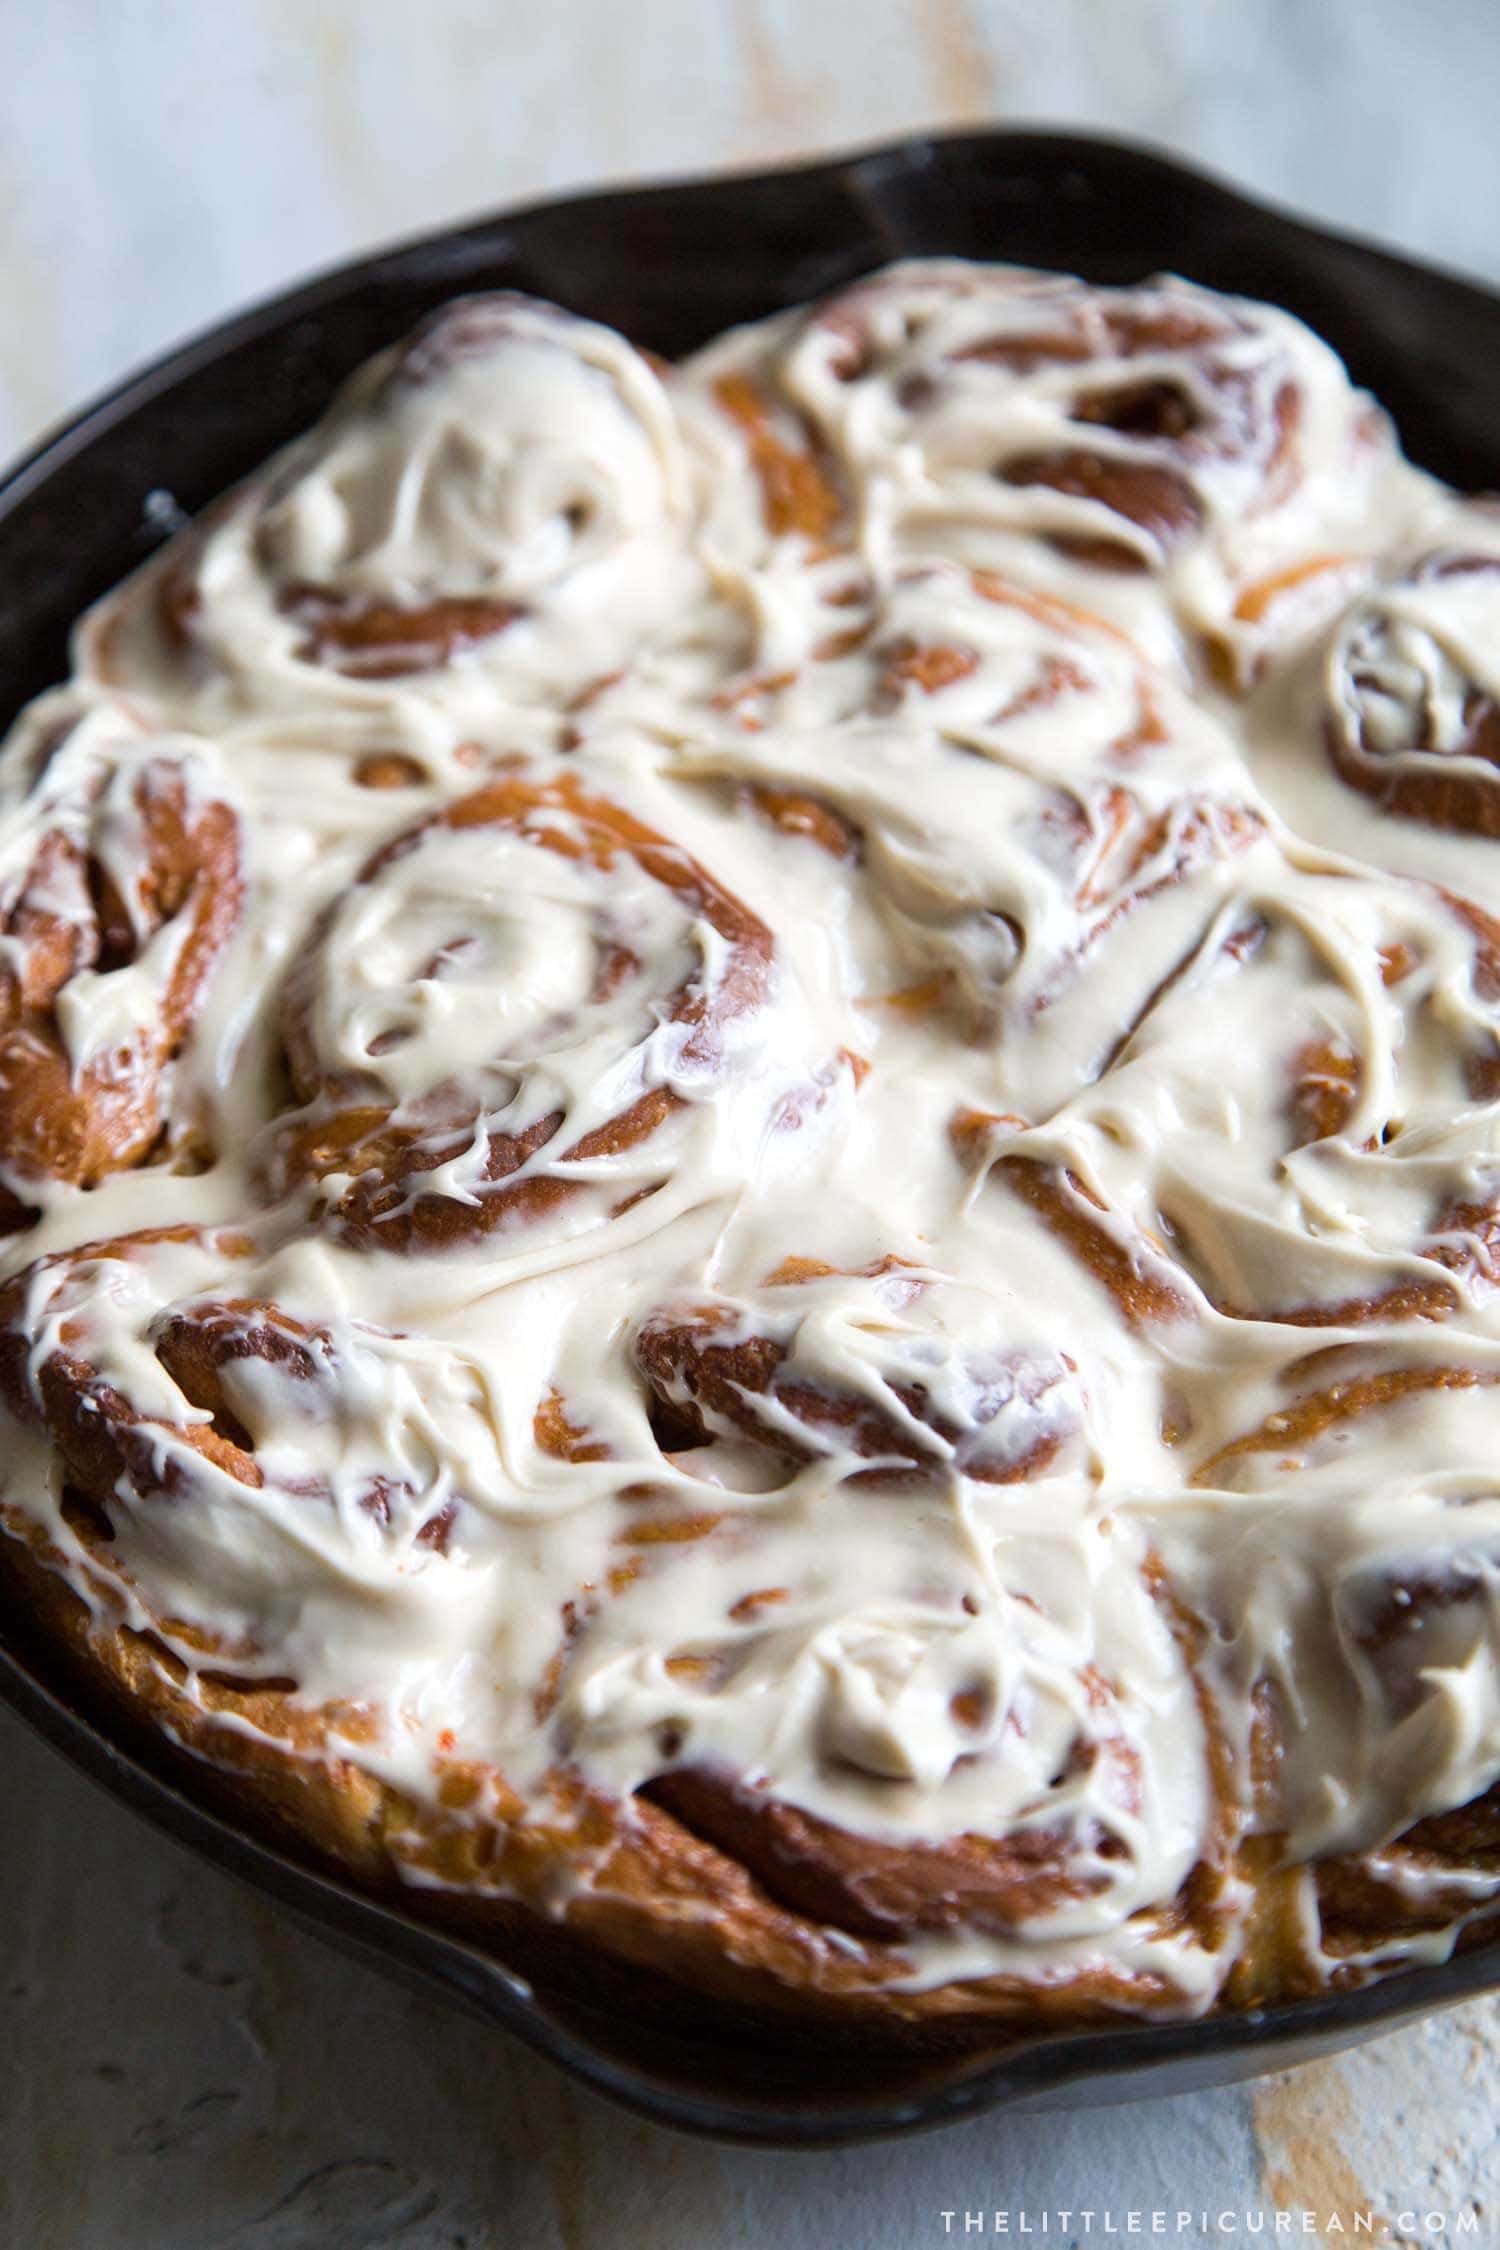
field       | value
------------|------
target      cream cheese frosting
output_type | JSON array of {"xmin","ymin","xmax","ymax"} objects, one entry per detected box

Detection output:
[{"xmin": 5, "ymin": 262, "xmax": 1500, "ymax": 2018}]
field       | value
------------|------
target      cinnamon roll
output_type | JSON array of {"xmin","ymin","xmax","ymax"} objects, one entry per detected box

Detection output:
[
  {"xmin": 6, "ymin": 260, "xmax": 1500, "ymax": 2050},
  {"xmin": 0, "ymin": 1227, "xmax": 465, "ymax": 1539},
  {"xmin": 640, "ymin": 556, "xmax": 1267, "ymax": 1073},
  {"xmin": 977, "ymin": 865, "xmax": 1500, "ymax": 1329},
  {"xmin": 1149, "ymin": 1346, "xmax": 1500, "ymax": 1982},
  {"xmin": 635, "ymin": 1259, "xmax": 1089, "ymax": 1486},
  {"xmin": 0, "ymin": 1223, "xmax": 616, "ymax": 1718},
  {"xmin": 689, "ymin": 261, "xmax": 1433, "ymax": 680},
  {"xmin": 1326, "ymin": 543, "xmax": 1500, "ymax": 834},
  {"xmin": 0, "ymin": 706, "xmax": 242, "ymax": 1230},
  {"xmin": 82, "ymin": 295, "xmax": 696, "ymax": 729},
  {"xmin": 269, "ymin": 771, "xmax": 780, "ymax": 1251}
]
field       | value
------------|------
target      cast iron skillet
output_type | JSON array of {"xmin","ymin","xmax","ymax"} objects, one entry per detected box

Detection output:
[{"xmin": 4, "ymin": 128, "xmax": 1500, "ymax": 2146}]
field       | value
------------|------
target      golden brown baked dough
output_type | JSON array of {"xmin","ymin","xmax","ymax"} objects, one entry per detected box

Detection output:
[
  {"xmin": 0, "ymin": 715, "xmax": 241, "ymax": 1228},
  {"xmin": 1326, "ymin": 549, "xmax": 1500, "ymax": 834}
]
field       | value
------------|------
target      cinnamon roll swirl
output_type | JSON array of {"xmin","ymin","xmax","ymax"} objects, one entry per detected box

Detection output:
[
  {"xmin": 979, "ymin": 866, "xmax": 1500, "ymax": 1329},
  {"xmin": 1326, "ymin": 543, "xmax": 1500, "ymax": 835},
  {"xmin": 269, "ymin": 772, "xmax": 780, "ymax": 1251},
  {"xmin": 0, "ymin": 1227, "xmax": 472, "ymax": 1546},
  {"xmin": 689, "ymin": 261, "xmax": 1431, "ymax": 679},
  {"xmin": 0, "ymin": 707, "xmax": 242, "ymax": 1230},
  {"xmin": 640, "ymin": 556, "xmax": 1267, "ymax": 1071},
  {"xmin": 1148, "ymin": 1346, "xmax": 1500, "ymax": 1981},
  {"xmin": 83, "ymin": 295, "xmax": 695, "ymax": 729},
  {"xmin": 635, "ymin": 1260, "xmax": 1088, "ymax": 1487}
]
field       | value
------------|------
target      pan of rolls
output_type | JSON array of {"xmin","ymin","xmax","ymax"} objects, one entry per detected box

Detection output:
[{"xmin": 7, "ymin": 131, "xmax": 1500, "ymax": 2140}]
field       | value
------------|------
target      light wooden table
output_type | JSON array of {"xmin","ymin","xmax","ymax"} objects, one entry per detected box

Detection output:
[{"xmin": 5, "ymin": 4, "xmax": 1500, "ymax": 2241}]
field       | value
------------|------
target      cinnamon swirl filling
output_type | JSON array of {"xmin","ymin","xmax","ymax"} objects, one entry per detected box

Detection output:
[
  {"xmin": 0, "ymin": 710, "xmax": 241, "ymax": 1230},
  {"xmin": 1326, "ymin": 546, "xmax": 1500, "ymax": 835},
  {"xmin": 635, "ymin": 1261, "xmax": 1087, "ymax": 1487},
  {"xmin": 82, "ymin": 294, "xmax": 694, "ymax": 723},
  {"xmin": 688, "ymin": 261, "xmax": 1421, "ymax": 681},
  {"xmin": 270, "ymin": 772, "xmax": 777, "ymax": 1250}
]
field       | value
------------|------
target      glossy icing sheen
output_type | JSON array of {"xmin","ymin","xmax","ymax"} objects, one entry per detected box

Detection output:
[{"xmin": 5, "ymin": 264, "xmax": 1500, "ymax": 2016}]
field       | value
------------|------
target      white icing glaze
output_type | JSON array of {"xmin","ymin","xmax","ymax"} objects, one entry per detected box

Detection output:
[{"xmin": 7, "ymin": 263, "xmax": 1500, "ymax": 2012}]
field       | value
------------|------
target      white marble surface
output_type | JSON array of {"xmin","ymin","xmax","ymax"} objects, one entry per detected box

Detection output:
[
  {"xmin": 6, "ymin": 3, "xmax": 1500, "ymax": 2242},
  {"xmin": 4, "ymin": 0, "xmax": 1500, "ymax": 465}
]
